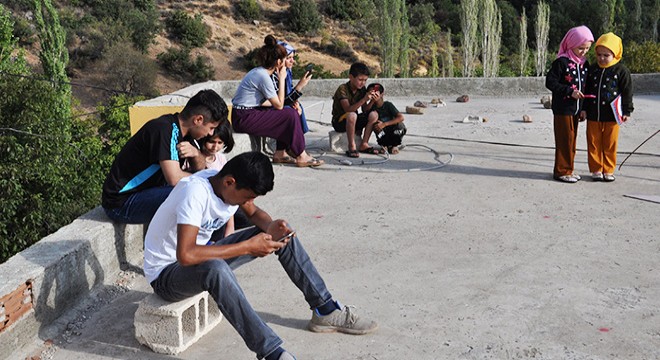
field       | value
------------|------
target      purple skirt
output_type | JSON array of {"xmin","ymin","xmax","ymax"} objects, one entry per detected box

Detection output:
[{"xmin": 232, "ymin": 107, "xmax": 306, "ymax": 156}]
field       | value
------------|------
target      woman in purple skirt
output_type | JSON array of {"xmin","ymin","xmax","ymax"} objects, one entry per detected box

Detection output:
[{"xmin": 231, "ymin": 35, "xmax": 323, "ymax": 167}]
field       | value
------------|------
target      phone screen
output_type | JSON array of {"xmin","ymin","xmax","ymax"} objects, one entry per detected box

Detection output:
[
  {"xmin": 305, "ymin": 64, "xmax": 314, "ymax": 75},
  {"xmin": 277, "ymin": 231, "xmax": 295, "ymax": 242}
]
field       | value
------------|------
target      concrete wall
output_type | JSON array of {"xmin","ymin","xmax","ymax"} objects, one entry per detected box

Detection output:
[
  {"xmin": 135, "ymin": 74, "xmax": 660, "ymax": 106},
  {"xmin": 0, "ymin": 208, "xmax": 145, "ymax": 359}
]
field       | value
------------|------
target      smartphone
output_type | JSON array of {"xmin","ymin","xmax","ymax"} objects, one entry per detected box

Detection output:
[
  {"xmin": 276, "ymin": 231, "xmax": 295, "ymax": 242},
  {"xmin": 305, "ymin": 64, "xmax": 314, "ymax": 76}
]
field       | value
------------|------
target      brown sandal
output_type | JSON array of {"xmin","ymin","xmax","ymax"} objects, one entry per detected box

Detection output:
[
  {"xmin": 272, "ymin": 156, "xmax": 297, "ymax": 164},
  {"xmin": 296, "ymin": 158, "xmax": 324, "ymax": 167}
]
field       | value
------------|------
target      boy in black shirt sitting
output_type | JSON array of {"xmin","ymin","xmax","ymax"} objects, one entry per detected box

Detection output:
[{"xmin": 368, "ymin": 83, "xmax": 407, "ymax": 154}]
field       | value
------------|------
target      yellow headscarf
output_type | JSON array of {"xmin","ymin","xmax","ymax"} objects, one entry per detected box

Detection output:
[{"xmin": 595, "ymin": 32, "xmax": 623, "ymax": 68}]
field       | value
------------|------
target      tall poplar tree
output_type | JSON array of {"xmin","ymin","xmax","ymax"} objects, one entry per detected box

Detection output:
[
  {"xmin": 377, "ymin": 0, "xmax": 410, "ymax": 77},
  {"xmin": 519, "ymin": 8, "xmax": 528, "ymax": 76},
  {"xmin": 534, "ymin": 1, "xmax": 550, "ymax": 76},
  {"xmin": 460, "ymin": 0, "xmax": 479, "ymax": 77},
  {"xmin": 444, "ymin": 30, "xmax": 455, "ymax": 78},
  {"xmin": 480, "ymin": 0, "xmax": 502, "ymax": 77}
]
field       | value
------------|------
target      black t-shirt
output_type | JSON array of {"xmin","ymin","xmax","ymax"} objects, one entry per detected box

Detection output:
[
  {"xmin": 373, "ymin": 101, "xmax": 399, "ymax": 122},
  {"xmin": 102, "ymin": 114, "xmax": 183, "ymax": 209}
]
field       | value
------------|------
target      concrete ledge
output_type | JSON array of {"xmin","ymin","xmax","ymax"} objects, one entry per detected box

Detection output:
[
  {"xmin": 0, "ymin": 207, "xmax": 145, "ymax": 358},
  {"xmin": 0, "ymin": 133, "xmax": 258, "ymax": 359},
  {"xmin": 134, "ymin": 74, "xmax": 660, "ymax": 107},
  {"xmin": 134, "ymin": 292, "xmax": 222, "ymax": 355}
]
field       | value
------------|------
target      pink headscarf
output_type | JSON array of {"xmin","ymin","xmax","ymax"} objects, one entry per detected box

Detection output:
[{"xmin": 556, "ymin": 26, "xmax": 594, "ymax": 65}]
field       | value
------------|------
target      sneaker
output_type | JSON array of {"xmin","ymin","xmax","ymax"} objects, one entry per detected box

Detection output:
[
  {"xmin": 308, "ymin": 303, "xmax": 378, "ymax": 335},
  {"xmin": 603, "ymin": 173, "xmax": 616, "ymax": 182},
  {"xmin": 592, "ymin": 172, "xmax": 604, "ymax": 181},
  {"xmin": 556, "ymin": 175, "xmax": 578, "ymax": 183},
  {"xmin": 279, "ymin": 351, "xmax": 296, "ymax": 360}
]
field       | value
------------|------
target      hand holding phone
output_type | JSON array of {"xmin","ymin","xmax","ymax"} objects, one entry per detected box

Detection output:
[
  {"xmin": 276, "ymin": 231, "xmax": 295, "ymax": 242},
  {"xmin": 305, "ymin": 64, "xmax": 314, "ymax": 77}
]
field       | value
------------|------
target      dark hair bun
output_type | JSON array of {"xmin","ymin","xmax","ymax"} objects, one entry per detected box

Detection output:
[{"xmin": 264, "ymin": 35, "xmax": 277, "ymax": 46}]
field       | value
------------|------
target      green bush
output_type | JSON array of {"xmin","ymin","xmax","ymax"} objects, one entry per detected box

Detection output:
[
  {"xmin": 98, "ymin": 94, "xmax": 140, "ymax": 169},
  {"xmin": 235, "ymin": 0, "xmax": 262, "ymax": 21},
  {"xmin": 11, "ymin": 15, "xmax": 36, "ymax": 46},
  {"xmin": 0, "ymin": 3, "xmax": 109, "ymax": 262},
  {"xmin": 291, "ymin": 61, "xmax": 336, "ymax": 79},
  {"xmin": 624, "ymin": 41, "xmax": 660, "ymax": 74},
  {"xmin": 289, "ymin": 0, "xmax": 322, "ymax": 34},
  {"xmin": 157, "ymin": 47, "xmax": 215, "ymax": 83},
  {"xmin": 325, "ymin": 0, "xmax": 374, "ymax": 21},
  {"xmin": 320, "ymin": 38, "xmax": 357, "ymax": 63},
  {"xmin": 78, "ymin": 0, "xmax": 159, "ymax": 52},
  {"xmin": 67, "ymin": 20, "xmax": 129, "ymax": 69},
  {"xmin": 0, "ymin": 68, "xmax": 106, "ymax": 263},
  {"xmin": 165, "ymin": 10, "xmax": 210, "ymax": 48},
  {"xmin": 100, "ymin": 42, "xmax": 157, "ymax": 97}
]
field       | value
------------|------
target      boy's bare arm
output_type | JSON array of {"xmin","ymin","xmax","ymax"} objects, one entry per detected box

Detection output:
[
  {"xmin": 177, "ymin": 141, "xmax": 206, "ymax": 172},
  {"xmin": 175, "ymin": 224, "xmax": 281, "ymax": 265},
  {"xmin": 160, "ymin": 160, "xmax": 193, "ymax": 186},
  {"xmin": 361, "ymin": 91, "xmax": 379, "ymax": 113},
  {"xmin": 239, "ymin": 200, "xmax": 294, "ymax": 246}
]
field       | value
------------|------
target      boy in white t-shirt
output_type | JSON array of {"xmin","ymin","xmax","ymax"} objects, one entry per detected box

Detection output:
[{"xmin": 144, "ymin": 152, "xmax": 377, "ymax": 360}]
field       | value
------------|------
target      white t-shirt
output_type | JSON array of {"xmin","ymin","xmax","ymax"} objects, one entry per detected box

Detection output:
[
  {"xmin": 143, "ymin": 169, "xmax": 239, "ymax": 283},
  {"xmin": 232, "ymin": 67, "xmax": 277, "ymax": 107}
]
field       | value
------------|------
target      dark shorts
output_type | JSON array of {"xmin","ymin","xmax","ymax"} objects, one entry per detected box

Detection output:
[{"xmin": 331, "ymin": 112, "xmax": 369, "ymax": 133}]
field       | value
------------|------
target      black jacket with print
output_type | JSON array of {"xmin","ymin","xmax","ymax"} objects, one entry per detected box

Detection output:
[
  {"xmin": 545, "ymin": 57, "xmax": 589, "ymax": 116},
  {"xmin": 583, "ymin": 63, "xmax": 634, "ymax": 122}
]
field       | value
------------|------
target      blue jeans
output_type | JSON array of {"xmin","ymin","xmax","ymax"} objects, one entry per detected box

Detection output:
[
  {"xmin": 103, "ymin": 186, "xmax": 173, "ymax": 224},
  {"xmin": 150, "ymin": 227, "xmax": 333, "ymax": 359}
]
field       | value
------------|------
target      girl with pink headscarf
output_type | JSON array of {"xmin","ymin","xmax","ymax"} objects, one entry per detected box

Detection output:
[{"xmin": 545, "ymin": 25, "xmax": 594, "ymax": 183}]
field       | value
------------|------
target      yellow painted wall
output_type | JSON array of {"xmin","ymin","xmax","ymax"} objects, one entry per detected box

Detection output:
[
  {"xmin": 128, "ymin": 105, "xmax": 233, "ymax": 135},
  {"xmin": 128, "ymin": 105, "xmax": 184, "ymax": 136}
]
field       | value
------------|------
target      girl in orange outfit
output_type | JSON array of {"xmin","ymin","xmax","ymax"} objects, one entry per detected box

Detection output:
[{"xmin": 583, "ymin": 33, "xmax": 634, "ymax": 182}]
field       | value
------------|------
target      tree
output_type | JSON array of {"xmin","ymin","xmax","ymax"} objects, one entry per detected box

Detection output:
[
  {"xmin": 605, "ymin": 0, "xmax": 626, "ymax": 35},
  {"xmin": 165, "ymin": 10, "xmax": 210, "ymax": 48},
  {"xmin": 0, "ymin": 2, "xmax": 106, "ymax": 262},
  {"xmin": 430, "ymin": 42, "xmax": 439, "ymax": 77},
  {"xmin": 460, "ymin": 0, "xmax": 479, "ymax": 77},
  {"xmin": 480, "ymin": 0, "xmax": 502, "ymax": 77},
  {"xmin": 398, "ymin": 1, "xmax": 410, "ymax": 77},
  {"xmin": 289, "ymin": 0, "xmax": 322, "ymax": 34},
  {"xmin": 34, "ymin": 0, "xmax": 70, "ymax": 100},
  {"xmin": 376, "ymin": 0, "xmax": 410, "ymax": 77},
  {"xmin": 326, "ymin": 0, "xmax": 374, "ymax": 21},
  {"xmin": 443, "ymin": 30, "xmax": 455, "ymax": 78},
  {"xmin": 534, "ymin": 1, "xmax": 550, "ymax": 76},
  {"xmin": 100, "ymin": 42, "xmax": 157, "ymax": 97},
  {"xmin": 519, "ymin": 8, "xmax": 528, "ymax": 76},
  {"xmin": 0, "ymin": 4, "xmax": 27, "ymax": 74}
]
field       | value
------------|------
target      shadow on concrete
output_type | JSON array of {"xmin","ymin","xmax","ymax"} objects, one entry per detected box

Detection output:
[
  {"xmin": 17, "ymin": 240, "xmax": 105, "ymax": 340},
  {"xmin": 77, "ymin": 210, "xmax": 144, "ymax": 275},
  {"xmin": 258, "ymin": 311, "xmax": 309, "ymax": 331},
  {"xmin": 52, "ymin": 290, "xmax": 171, "ymax": 359}
]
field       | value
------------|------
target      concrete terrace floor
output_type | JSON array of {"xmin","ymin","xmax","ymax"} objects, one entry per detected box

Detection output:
[{"xmin": 27, "ymin": 95, "xmax": 660, "ymax": 360}]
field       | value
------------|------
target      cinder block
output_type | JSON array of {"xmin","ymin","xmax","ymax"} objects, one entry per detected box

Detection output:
[
  {"xmin": 328, "ymin": 131, "xmax": 363, "ymax": 153},
  {"xmin": 134, "ymin": 291, "xmax": 222, "ymax": 355}
]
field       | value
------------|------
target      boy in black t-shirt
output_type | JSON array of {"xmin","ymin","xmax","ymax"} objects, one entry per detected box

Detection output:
[
  {"xmin": 102, "ymin": 89, "xmax": 229, "ymax": 224},
  {"xmin": 367, "ymin": 83, "xmax": 406, "ymax": 154}
]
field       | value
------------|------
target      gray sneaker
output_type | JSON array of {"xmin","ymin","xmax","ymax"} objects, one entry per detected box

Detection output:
[{"xmin": 308, "ymin": 304, "xmax": 378, "ymax": 335}]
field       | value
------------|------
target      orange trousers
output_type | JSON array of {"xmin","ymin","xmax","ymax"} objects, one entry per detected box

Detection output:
[
  {"xmin": 553, "ymin": 115, "xmax": 580, "ymax": 177},
  {"xmin": 587, "ymin": 120, "xmax": 619, "ymax": 174}
]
